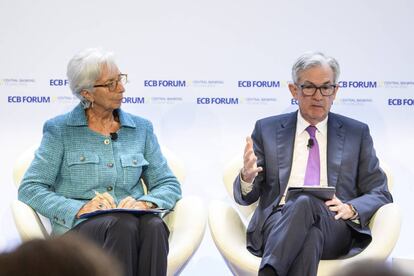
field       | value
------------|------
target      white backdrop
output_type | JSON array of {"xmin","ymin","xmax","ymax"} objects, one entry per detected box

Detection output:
[{"xmin": 1, "ymin": 0, "xmax": 413, "ymax": 274}]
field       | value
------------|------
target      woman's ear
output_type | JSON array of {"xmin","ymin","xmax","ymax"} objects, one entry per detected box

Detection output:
[{"xmin": 80, "ymin": 89, "xmax": 93, "ymax": 102}]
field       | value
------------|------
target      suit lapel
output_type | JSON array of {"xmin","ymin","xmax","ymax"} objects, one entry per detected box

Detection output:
[
  {"xmin": 276, "ymin": 112, "xmax": 297, "ymax": 192},
  {"xmin": 327, "ymin": 113, "xmax": 345, "ymax": 187}
]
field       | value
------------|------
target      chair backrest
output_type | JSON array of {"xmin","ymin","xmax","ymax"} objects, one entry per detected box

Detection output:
[
  {"xmin": 13, "ymin": 145, "xmax": 39, "ymax": 188},
  {"xmin": 223, "ymin": 155, "xmax": 393, "ymax": 221}
]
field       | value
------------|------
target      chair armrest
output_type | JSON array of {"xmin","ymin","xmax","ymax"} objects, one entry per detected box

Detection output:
[
  {"xmin": 208, "ymin": 200, "xmax": 260, "ymax": 275},
  {"xmin": 163, "ymin": 196, "xmax": 206, "ymax": 276},
  {"xmin": 346, "ymin": 203, "xmax": 402, "ymax": 262},
  {"xmin": 11, "ymin": 200, "xmax": 49, "ymax": 241},
  {"xmin": 318, "ymin": 203, "xmax": 402, "ymax": 276}
]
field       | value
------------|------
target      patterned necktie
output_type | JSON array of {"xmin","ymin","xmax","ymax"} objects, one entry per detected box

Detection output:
[{"xmin": 304, "ymin": 125, "xmax": 320, "ymax": 186}]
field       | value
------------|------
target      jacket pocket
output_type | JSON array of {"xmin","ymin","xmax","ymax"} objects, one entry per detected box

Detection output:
[
  {"xmin": 66, "ymin": 151, "xmax": 100, "ymax": 188},
  {"xmin": 120, "ymin": 154, "xmax": 148, "ymax": 187}
]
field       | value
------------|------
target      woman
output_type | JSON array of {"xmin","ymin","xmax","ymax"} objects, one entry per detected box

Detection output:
[{"xmin": 18, "ymin": 48, "xmax": 182, "ymax": 276}]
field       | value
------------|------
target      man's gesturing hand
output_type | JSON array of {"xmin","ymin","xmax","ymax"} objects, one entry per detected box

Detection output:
[{"xmin": 241, "ymin": 136, "xmax": 263, "ymax": 183}]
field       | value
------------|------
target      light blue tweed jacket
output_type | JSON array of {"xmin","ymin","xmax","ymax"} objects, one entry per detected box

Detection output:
[{"xmin": 18, "ymin": 103, "xmax": 182, "ymax": 235}]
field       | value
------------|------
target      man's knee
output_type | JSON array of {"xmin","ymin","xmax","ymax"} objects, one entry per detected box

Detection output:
[{"xmin": 291, "ymin": 194, "xmax": 315, "ymax": 210}]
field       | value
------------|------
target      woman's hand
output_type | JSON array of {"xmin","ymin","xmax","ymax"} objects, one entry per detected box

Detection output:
[
  {"xmin": 76, "ymin": 192, "xmax": 116, "ymax": 218},
  {"xmin": 118, "ymin": 196, "xmax": 150, "ymax": 209}
]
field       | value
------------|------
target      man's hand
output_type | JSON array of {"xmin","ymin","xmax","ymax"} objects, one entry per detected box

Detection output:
[
  {"xmin": 241, "ymin": 136, "xmax": 263, "ymax": 183},
  {"xmin": 76, "ymin": 192, "xmax": 116, "ymax": 218},
  {"xmin": 325, "ymin": 195, "xmax": 356, "ymax": 220}
]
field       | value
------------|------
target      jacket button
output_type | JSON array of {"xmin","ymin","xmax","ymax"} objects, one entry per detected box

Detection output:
[
  {"xmin": 107, "ymin": 186, "xmax": 113, "ymax": 192},
  {"xmin": 80, "ymin": 155, "xmax": 85, "ymax": 161},
  {"xmin": 107, "ymin": 163, "xmax": 114, "ymax": 168},
  {"xmin": 132, "ymin": 160, "xmax": 138, "ymax": 165},
  {"xmin": 104, "ymin": 139, "xmax": 110, "ymax": 145}
]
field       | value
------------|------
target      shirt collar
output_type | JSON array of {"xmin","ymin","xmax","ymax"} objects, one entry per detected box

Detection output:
[
  {"xmin": 296, "ymin": 111, "xmax": 328, "ymax": 136},
  {"xmin": 67, "ymin": 103, "xmax": 136, "ymax": 128}
]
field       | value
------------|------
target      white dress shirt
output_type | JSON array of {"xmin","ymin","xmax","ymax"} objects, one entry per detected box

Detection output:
[{"xmin": 241, "ymin": 112, "xmax": 329, "ymax": 203}]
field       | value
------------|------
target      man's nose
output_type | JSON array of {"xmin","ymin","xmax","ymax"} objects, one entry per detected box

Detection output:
[{"xmin": 312, "ymin": 88, "xmax": 324, "ymax": 99}]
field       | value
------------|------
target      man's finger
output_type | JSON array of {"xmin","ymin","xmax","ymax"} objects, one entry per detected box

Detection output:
[
  {"xmin": 244, "ymin": 137, "xmax": 254, "ymax": 153},
  {"xmin": 243, "ymin": 148, "xmax": 255, "ymax": 162},
  {"xmin": 245, "ymin": 156, "xmax": 258, "ymax": 168}
]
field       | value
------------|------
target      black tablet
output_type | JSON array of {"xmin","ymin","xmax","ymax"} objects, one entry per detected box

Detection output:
[{"xmin": 286, "ymin": 186, "xmax": 336, "ymax": 201}]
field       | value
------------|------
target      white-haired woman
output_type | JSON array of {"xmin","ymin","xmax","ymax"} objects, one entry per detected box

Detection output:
[{"xmin": 19, "ymin": 48, "xmax": 182, "ymax": 276}]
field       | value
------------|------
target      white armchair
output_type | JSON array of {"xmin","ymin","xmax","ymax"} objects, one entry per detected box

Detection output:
[
  {"xmin": 208, "ymin": 157, "xmax": 402, "ymax": 276},
  {"xmin": 11, "ymin": 145, "xmax": 206, "ymax": 276}
]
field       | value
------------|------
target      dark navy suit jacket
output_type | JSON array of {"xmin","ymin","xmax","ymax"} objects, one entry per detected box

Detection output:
[{"xmin": 234, "ymin": 111, "xmax": 393, "ymax": 257}]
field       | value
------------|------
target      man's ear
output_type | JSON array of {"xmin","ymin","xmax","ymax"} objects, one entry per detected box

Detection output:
[
  {"xmin": 331, "ymin": 85, "xmax": 339, "ymax": 101},
  {"xmin": 289, "ymin": 83, "xmax": 298, "ymax": 99}
]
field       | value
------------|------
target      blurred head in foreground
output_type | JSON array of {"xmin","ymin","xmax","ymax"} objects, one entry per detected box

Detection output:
[
  {"xmin": 0, "ymin": 234, "xmax": 122, "ymax": 276},
  {"xmin": 335, "ymin": 260, "xmax": 406, "ymax": 276}
]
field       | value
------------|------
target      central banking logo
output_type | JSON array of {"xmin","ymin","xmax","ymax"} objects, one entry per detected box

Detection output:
[
  {"xmin": 378, "ymin": 81, "xmax": 414, "ymax": 89},
  {"xmin": 1, "ymin": 78, "xmax": 36, "ymax": 86},
  {"xmin": 189, "ymin": 80, "xmax": 224, "ymax": 88},
  {"xmin": 144, "ymin": 80, "xmax": 186, "ymax": 87}
]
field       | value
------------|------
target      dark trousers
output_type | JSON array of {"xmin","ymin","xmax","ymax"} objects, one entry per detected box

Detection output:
[
  {"xmin": 70, "ymin": 213, "xmax": 169, "ymax": 276},
  {"xmin": 259, "ymin": 194, "xmax": 353, "ymax": 276}
]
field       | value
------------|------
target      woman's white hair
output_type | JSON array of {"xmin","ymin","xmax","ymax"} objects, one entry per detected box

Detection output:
[
  {"xmin": 291, "ymin": 52, "xmax": 340, "ymax": 84},
  {"xmin": 67, "ymin": 48, "xmax": 118, "ymax": 108}
]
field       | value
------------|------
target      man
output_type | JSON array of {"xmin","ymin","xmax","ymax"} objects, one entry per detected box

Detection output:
[{"xmin": 233, "ymin": 52, "xmax": 393, "ymax": 276}]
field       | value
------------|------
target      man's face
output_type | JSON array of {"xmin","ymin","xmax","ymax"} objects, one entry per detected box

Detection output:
[{"xmin": 289, "ymin": 65, "xmax": 338, "ymax": 125}]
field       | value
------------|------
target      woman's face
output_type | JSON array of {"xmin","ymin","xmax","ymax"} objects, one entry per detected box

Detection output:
[{"xmin": 86, "ymin": 65, "xmax": 125, "ymax": 111}]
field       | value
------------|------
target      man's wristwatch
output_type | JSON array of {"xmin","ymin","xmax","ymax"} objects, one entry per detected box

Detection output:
[
  {"xmin": 144, "ymin": 201, "xmax": 155, "ymax": 209},
  {"xmin": 347, "ymin": 204, "xmax": 358, "ymax": 220}
]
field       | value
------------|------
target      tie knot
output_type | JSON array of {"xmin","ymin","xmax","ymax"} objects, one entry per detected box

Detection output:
[{"xmin": 306, "ymin": 125, "xmax": 317, "ymax": 138}]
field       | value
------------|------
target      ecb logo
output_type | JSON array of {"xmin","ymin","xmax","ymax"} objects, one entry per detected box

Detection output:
[
  {"xmin": 388, "ymin": 99, "xmax": 414, "ymax": 106},
  {"xmin": 50, "ymin": 79, "xmax": 69, "ymax": 86},
  {"xmin": 197, "ymin": 97, "xmax": 239, "ymax": 104},
  {"xmin": 238, "ymin": 81, "xmax": 280, "ymax": 88},
  {"xmin": 8, "ymin": 96, "xmax": 51, "ymax": 103},
  {"xmin": 144, "ymin": 80, "xmax": 186, "ymax": 87},
  {"xmin": 338, "ymin": 81, "xmax": 377, "ymax": 88}
]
